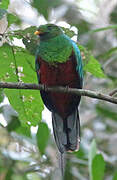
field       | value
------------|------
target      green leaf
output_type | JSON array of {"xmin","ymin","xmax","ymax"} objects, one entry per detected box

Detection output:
[
  {"xmin": 89, "ymin": 139, "xmax": 97, "ymax": 180},
  {"xmin": 36, "ymin": 122, "xmax": 50, "ymax": 155},
  {"xmin": 0, "ymin": 0, "xmax": 9, "ymax": 9},
  {"xmin": 74, "ymin": 20, "xmax": 91, "ymax": 35},
  {"xmin": 1, "ymin": 103, "xmax": 31, "ymax": 137},
  {"xmin": 13, "ymin": 26, "xmax": 39, "ymax": 55},
  {"xmin": 0, "ymin": 8, "xmax": 7, "ymax": 20},
  {"xmin": 61, "ymin": 26, "xmax": 76, "ymax": 38},
  {"xmin": 89, "ymin": 142, "xmax": 105, "ymax": 180},
  {"xmin": 0, "ymin": 43, "xmax": 44, "ymax": 126},
  {"xmin": 0, "ymin": 43, "xmax": 17, "ymax": 82},
  {"xmin": 31, "ymin": 0, "xmax": 62, "ymax": 19},
  {"xmin": 7, "ymin": 13, "xmax": 21, "ymax": 27},
  {"xmin": 22, "ymin": 37, "xmax": 39, "ymax": 55},
  {"xmin": 79, "ymin": 45, "xmax": 105, "ymax": 78},
  {"xmin": 92, "ymin": 154, "xmax": 105, "ymax": 180},
  {"xmin": 6, "ymin": 114, "xmax": 31, "ymax": 137},
  {"xmin": 84, "ymin": 55, "xmax": 106, "ymax": 78},
  {"xmin": 5, "ymin": 167, "xmax": 14, "ymax": 180},
  {"xmin": 15, "ymin": 124, "xmax": 31, "ymax": 137},
  {"xmin": 14, "ymin": 26, "xmax": 37, "ymax": 37},
  {"xmin": 113, "ymin": 172, "xmax": 117, "ymax": 180},
  {"xmin": 7, "ymin": 115, "xmax": 21, "ymax": 132},
  {"xmin": 31, "ymin": 0, "xmax": 49, "ymax": 19},
  {"xmin": 110, "ymin": 5, "xmax": 117, "ymax": 24},
  {"xmin": 9, "ymin": 26, "xmax": 37, "ymax": 41}
]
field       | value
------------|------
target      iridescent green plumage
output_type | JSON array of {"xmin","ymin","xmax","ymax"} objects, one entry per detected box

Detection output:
[{"xmin": 36, "ymin": 34, "xmax": 72, "ymax": 64}]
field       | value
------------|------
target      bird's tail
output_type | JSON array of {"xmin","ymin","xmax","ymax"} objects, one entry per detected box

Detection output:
[{"xmin": 52, "ymin": 109, "xmax": 80, "ymax": 154}]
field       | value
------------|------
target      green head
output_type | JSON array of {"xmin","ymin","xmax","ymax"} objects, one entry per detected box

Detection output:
[
  {"xmin": 35, "ymin": 24, "xmax": 73, "ymax": 64},
  {"xmin": 34, "ymin": 24, "xmax": 63, "ymax": 41}
]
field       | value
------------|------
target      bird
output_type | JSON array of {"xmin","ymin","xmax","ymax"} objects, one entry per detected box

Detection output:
[{"xmin": 34, "ymin": 24, "xmax": 83, "ymax": 155}]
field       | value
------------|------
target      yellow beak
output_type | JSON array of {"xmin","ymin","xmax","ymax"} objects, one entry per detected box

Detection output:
[{"xmin": 34, "ymin": 30, "xmax": 42, "ymax": 35}]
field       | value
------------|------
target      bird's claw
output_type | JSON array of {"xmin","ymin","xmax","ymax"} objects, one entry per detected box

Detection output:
[
  {"xmin": 42, "ymin": 84, "xmax": 47, "ymax": 91},
  {"xmin": 65, "ymin": 85, "xmax": 70, "ymax": 92}
]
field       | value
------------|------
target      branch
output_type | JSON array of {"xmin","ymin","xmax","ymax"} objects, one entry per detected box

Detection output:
[
  {"xmin": 0, "ymin": 82, "xmax": 117, "ymax": 104},
  {"xmin": 109, "ymin": 89, "xmax": 117, "ymax": 96}
]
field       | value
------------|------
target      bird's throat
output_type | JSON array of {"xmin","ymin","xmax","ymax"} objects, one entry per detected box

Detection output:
[{"xmin": 37, "ymin": 34, "xmax": 73, "ymax": 64}]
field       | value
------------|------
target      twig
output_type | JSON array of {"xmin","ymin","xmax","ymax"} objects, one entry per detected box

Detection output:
[
  {"xmin": 0, "ymin": 82, "xmax": 117, "ymax": 104},
  {"xmin": 103, "ymin": 55, "xmax": 117, "ymax": 69},
  {"xmin": 11, "ymin": 46, "xmax": 19, "ymax": 82},
  {"xmin": 10, "ymin": 46, "xmax": 28, "ymax": 119},
  {"xmin": 109, "ymin": 89, "xmax": 117, "ymax": 96}
]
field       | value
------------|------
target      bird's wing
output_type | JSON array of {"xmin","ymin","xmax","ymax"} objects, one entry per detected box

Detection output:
[{"xmin": 72, "ymin": 41, "xmax": 83, "ymax": 87}]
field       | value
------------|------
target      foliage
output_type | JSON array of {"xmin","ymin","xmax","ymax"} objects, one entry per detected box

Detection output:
[
  {"xmin": 0, "ymin": 0, "xmax": 117, "ymax": 179},
  {"xmin": 0, "ymin": 0, "xmax": 9, "ymax": 9},
  {"xmin": 113, "ymin": 172, "xmax": 117, "ymax": 180},
  {"xmin": 0, "ymin": 8, "xmax": 7, "ymax": 20},
  {"xmin": 89, "ymin": 140, "xmax": 105, "ymax": 180},
  {"xmin": 36, "ymin": 122, "xmax": 50, "ymax": 155},
  {"xmin": 31, "ymin": 0, "xmax": 63, "ymax": 19},
  {"xmin": 7, "ymin": 13, "xmax": 21, "ymax": 27},
  {"xmin": 79, "ymin": 45, "xmax": 105, "ymax": 78},
  {"xmin": 89, "ymin": 139, "xmax": 97, "ymax": 180},
  {"xmin": 92, "ymin": 154, "xmax": 105, "ymax": 180},
  {"xmin": 0, "ymin": 43, "xmax": 44, "ymax": 126},
  {"xmin": 110, "ymin": 5, "xmax": 117, "ymax": 24}
]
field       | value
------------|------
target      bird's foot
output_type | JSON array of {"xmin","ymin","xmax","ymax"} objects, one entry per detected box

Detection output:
[
  {"xmin": 42, "ymin": 84, "xmax": 47, "ymax": 91},
  {"xmin": 65, "ymin": 85, "xmax": 70, "ymax": 93}
]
